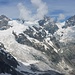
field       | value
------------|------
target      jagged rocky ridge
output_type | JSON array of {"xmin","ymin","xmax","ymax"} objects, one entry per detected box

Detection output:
[
  {"xmin": 0, "ymin": 15, "xmax": 11, "ymax": 30},
  {"xmin": 0, "ymin": 15, "xmax": 75, "ymax": 75},
  {"xmin": 0, "ymin": 42, "xmax": 22, "ymax": 75},
  {"xmin": 62, "ymin": 15, "xmax": 75, "ymax": 28},
  {"xmin": 38, "ymin": 16, "xmax": 58, "ymax": 34}
]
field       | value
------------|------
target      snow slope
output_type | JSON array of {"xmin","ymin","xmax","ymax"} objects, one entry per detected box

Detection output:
[
  {"xmin": 0, "ymin": 20, "xmax": 53, "ymax": 71},
  {"xmin": 0, "ymin": 19, "xmax": 73, "ymax": 75},
  {"xmin": 55, "ymin": 22, "xmax": 75, "ymax": 43}
]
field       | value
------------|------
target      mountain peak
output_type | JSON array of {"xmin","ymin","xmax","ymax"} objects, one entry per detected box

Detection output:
[
  {"xmin": 0, "ymin": 15, "xmax": 11, "ymax": 30},
  {"xmin": 62, "ymin": 15, "xmax": 75, "ymax": 28},
  {"xmin": 0, "ymin": 15, "xmax": 10, "ymax": 21}
]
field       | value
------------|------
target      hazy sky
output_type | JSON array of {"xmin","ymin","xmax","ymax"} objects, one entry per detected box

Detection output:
[{"xmin": 0, "ymin": 0, "xmax": 75, "ymax": 20}]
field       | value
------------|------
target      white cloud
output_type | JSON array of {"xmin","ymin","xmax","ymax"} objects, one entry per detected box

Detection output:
[
  {"xmin": 18, "ymin": 0, "xmax": 48, "ymax": 21},
  {"xmin": 17, "ymin": 3, "xmax": 32, "ymax": 20},
  {"xmin": 57, "ymin": 14, "xmax": 65, "ymax": 21},
  {"xmin": 31, "ymin": 0, "xmax": 48, "ymax": 20},
  {"xmin": 50, "ymin": 17, "xmax": 55, "ymax": 22}
]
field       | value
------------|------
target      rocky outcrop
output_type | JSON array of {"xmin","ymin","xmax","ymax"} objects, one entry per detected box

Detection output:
[
  {"xmin": 0, "ymin": 42, "xmax": 24, "ymax": 75},
  {"xmin": 62, "ymin": 15, "xmax": 75, "ymax": 28},
  {"xmin": 38, "ymin": 16, "xmax": 58, "ymax": 34},
  {"xmin": 0, "ymin": 15, "xmax": 11, "ymax": 30}
]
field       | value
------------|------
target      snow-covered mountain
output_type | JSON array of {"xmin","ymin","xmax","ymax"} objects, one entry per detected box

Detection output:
[
  {"xmin": 0, "ymin": 15, "xmax": 75, "ymax": 75},
  {"xmin": 0, "ymin": 15, "xmax": 11, "ymax": 30}
]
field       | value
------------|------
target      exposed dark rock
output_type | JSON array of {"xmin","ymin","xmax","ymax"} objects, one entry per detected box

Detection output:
[
  {"xmin": 38, "ymin": 16, "xmax": 59, "ymax": 34},
  {"xmin": 0, "ymin": 15, "xmax": 11, "ymax": 30},
  {"xmin": 13, "ymin": 32, "xmax": 32, "ymax": 46},
  {"xmin": 38, "ymin": 70, "xmax": 64, "ymax": 75},
  {"xmin": 24, "ymin": 26, "xmax": 46, "ymax": 41},
  {"xmin": 62, "ymin": 15, "xmax": 75, "ymax": 28},
  {"xmin": 0, "ymin": 42, "xmax": 24, "ymax": 75}
]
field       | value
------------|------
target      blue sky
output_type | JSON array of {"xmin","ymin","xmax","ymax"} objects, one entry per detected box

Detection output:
[{"xmin": 0, "ymin": 0, "xmax": 75, "ymax": 20}]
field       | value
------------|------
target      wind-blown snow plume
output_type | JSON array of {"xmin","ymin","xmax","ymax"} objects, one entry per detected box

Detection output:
[
  {"xmin": 31, "ymin": 0, "xmax": 48, "ymax": 20},
  {"xmin": 18, "ymin": 0, "xmax": 48, "ymax": 20},
  {"xmin": 18, "ymin": 3, "xmax": 32, "ymax": 20},
  {"xmin": 57, "ymin": 14, "xmax": 65, "ymax": 22}
]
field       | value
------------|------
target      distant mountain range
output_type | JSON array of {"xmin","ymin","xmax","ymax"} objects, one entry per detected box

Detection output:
[{"xmin": 0, "ymin": 15, "xmax": 75, "ymax": 75}]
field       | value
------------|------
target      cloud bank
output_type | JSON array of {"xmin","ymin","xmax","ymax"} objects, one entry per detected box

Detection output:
[
  {"xmin": 18, "ymin": 0, "xmax": 48, "ymax": 21},
  {"xmin": 57, "ymin": 13, "xmax": 65, "ymax": 21},
  {"xmin": 31, "ymin": 0, "xmax": 48, "ymax": 20},
  {"xmin": 18, "ymin": 3, "xmax": 32, "ymax": 20}
]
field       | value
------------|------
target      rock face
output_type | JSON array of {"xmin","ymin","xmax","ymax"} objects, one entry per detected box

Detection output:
[
  {"xmin": 0, "ymin": 15, "xmax": 11, "ymax": 30},
  {"xmin": 38, "ymin": 16, "xmax": 58, "ymax": 34},
  {"xmin": 0, "ymin": 42, "xmax": 23, "ymax": 75},
  {"xmin": 62, "ymin": 15, "xmax": 75, "ymax": 28}
]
